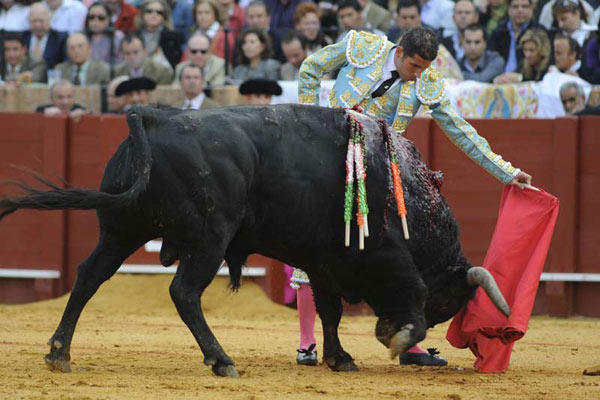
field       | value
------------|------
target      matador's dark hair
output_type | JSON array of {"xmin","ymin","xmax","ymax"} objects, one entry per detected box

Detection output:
[{"xmin": 399, "ymin": 26, "xmax": 439, "ymax": 61}]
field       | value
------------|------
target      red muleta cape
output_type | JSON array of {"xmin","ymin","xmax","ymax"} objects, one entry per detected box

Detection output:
[{"xmin": 446, "ymin": 185, "xmax": 559, "ymax": 373}]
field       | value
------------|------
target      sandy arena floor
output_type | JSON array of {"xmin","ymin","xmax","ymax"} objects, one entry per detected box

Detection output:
[{"xmin": 1, "ymin": 274, "xmax": 599, "ymax": 400}]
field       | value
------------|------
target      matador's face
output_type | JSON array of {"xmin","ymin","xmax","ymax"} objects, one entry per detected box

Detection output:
[{"xmin": 394, "ymin": 46, "xmax": 432, "ymax": 82}]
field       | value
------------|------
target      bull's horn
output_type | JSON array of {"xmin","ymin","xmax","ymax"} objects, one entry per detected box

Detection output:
[{"xmin": 466, "ymin": 267, "xmax": 511, "ymax": 317}]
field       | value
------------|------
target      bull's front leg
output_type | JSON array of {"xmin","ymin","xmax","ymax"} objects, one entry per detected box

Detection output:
[{"xmin": 310, "ymin": 284, "xmax": 358, "ymax": 372}]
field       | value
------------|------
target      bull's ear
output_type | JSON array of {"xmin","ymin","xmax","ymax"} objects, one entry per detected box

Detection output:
[{"xmin": 466, "ymin": 267, "xmax": 510, "ymax": 317}]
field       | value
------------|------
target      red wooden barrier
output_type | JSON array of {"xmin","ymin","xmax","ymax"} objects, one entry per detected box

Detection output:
[
  {"xmin": 0, "ymin": 114, "xmax": 67, "ymax": 302},
  {"xmin": 1, "ymin": 113, "xmax": 599, "ymax": 316}
]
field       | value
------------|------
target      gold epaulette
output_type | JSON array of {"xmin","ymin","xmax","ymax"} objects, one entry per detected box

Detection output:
[
  {"xmin": 345, "ymin": 30, "xmax": 388, "ymax": 69},
  {"xmin": 415, "ymin": 67, "xmax": 445, "ymax": 105}
]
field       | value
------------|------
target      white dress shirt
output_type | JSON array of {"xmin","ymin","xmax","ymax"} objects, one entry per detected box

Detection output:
[
  {"xmin": 0, "ymin": 4, "xmax": 30, "ymax": 31},
  {"xmin": 183, "ymin": 92, "xmax": 206, "ymax": 110},
  {"xmin": 45, "ymin": 0, "xmax": 87, "ymax": 34}
]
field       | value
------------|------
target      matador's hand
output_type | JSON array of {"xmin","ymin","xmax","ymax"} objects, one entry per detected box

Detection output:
[{"xmin": 509, "ymin": 171, "xmax": 532, "ymax": 189}]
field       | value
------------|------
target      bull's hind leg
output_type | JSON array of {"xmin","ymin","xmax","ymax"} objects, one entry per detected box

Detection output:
[
  {"xmin": 310, "ymin": 279, "xmax": 358, "ymax": 372},
  {"xmin": 169, "ymin": 246, "xmax": 238, "ymax": 377},
  {"xmin": 45, "ymin": 230, "xmax": 149, "ymax": 372}
]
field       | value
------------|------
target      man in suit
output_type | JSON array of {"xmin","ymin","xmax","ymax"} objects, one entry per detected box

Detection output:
[
  {"xmin": 488, "ymin": 0, "xmax": 545, "ymax": 73},
  {"xmin": 440, "ymin": 0, "xmax": 479, "ymax": 61},
  {"xmin": 173, "ymin": 34, "xmax": 226, "ymax": 88},
  {"xmin": 180, "ymin": 64, "xmax": 220, "ymax": 110},
  {"xmin": 115, "ymin": 35, "xmax": 173, "ymax": 85},
  {"xmin": 358, "ymin": 0, "xmax": 392, "ymax": 33},
  {"xmin": 55, "ymin": 33, "xmax": 110, "ymax": 85},
  {"xmin": 299, "ymin": 27, "xmax": 532, "ymax": 365},
  {"xmin": 23, "ymin": 2, "xmax": 67, "ymax": 70},
  {"xmin": 1, "ymin": 31, "xmax": 47, "ymax": 84}
]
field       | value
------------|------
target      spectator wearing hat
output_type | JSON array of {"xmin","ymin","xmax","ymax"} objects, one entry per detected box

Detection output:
[
  {"xmin": 35, "ymin": 79, "xmax": 87, "ymax": 121},
  {"xmin": 180, "ymin": 64, "xmax": 220, "ymax": 110},
  {"xmin": 115, "ymin": 34, "xmax": 173, "ymax": 84},
  {"xmin": 106, "ymin": 75, "xmax": 129, "ymax": 113},
  {"xmin": 280, "ymin": 31, "xmax": 308, "ymax": 81},
  {"xmin": 173, "ymin": 33, "xmax": 226, "ymax": 87},
  {"xmin": 24, "ymin": 2, "xmax": 68, "ymax": 70},
  {"xmin": 238, "ymin": 78, "xmax": 282, "ymax": 105},
  {"xmin": 56, "ymin": 33, "xmax": 111, "ymax": 85},
  {"xmin": 115, "ymin": 76, "xmax": 157, "ymax": 111},
  {"xmin": 1, "ymin": 31, "xmax": 47, "ymax": 84}
]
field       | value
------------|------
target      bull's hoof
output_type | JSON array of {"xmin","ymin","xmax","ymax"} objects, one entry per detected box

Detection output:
[
  {"xmin": 324, "ymin": 353, "xmax": 358, "ymax": 372},
  {"xmin": 44, "ymin": 352, "xmax": 72, "ymax": 373},
  {"xmin": 331, "ymin": 360, "xmax": 359, "ymax": 372},
  {"xmin": 212, "ymin": 364, "xmax": 239, "ymax": 377},
  {"xmin": 389, "ymin": 325, "xmax": 414, "ymax": 359}
]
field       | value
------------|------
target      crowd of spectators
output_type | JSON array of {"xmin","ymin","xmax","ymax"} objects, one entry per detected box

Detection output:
[{"xmin": 1, "ymin": 0, "xmax": 599, "ymax": 115}]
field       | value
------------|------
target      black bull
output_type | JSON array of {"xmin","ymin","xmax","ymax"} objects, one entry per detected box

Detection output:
[{"xmin": 0, "ymin": 104, "xmax": 509, "ymax": 377}]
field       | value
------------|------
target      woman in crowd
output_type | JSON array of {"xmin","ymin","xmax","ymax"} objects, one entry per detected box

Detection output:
[
  {"xmin": 551, "ymin": 0, "xmax": 596, "ymax": 46},
  {"xmin": 231, "ymin": 28, "xmax": 280, "ymax": 82},
  {"xmin": 493, "ymin": 28, "xmax": 551, "ymax": 83},
  {"xmin": 86, "ymin": 3, "xmax": 125, "ymax": 66},
  {"xmin": 135, "ymin": 0, "xmax": 182, "ymax": 70},
  {"xmin": 293, "ymin": 2, "xmax": 332, "ymax": 55},
  {"xmin": 192, "ymin": 0, "xmax": 236, "ymax": 65}
]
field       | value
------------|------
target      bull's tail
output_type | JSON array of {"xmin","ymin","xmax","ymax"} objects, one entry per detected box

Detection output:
[{"xmin": 0, "ymin": 110, "xmax": 151, "ymax": 221}]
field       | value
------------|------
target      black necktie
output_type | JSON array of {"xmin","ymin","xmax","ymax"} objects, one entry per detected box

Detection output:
[
  {"xmin": 372, "ymin": 71, "xmax": 399, "ymax": 98},
  {"xmin": 73, "ymin": 65, "xmax": 81, "ymax": 85}
]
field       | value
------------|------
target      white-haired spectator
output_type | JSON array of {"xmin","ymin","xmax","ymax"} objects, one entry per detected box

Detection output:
[
  {"xmin": 24, "ymin": 2, "xmax": 68, "ymax": 69},
  {"xmin": 559, "ymin": 81, "xmax": 586, "ymax": 114},
  {"xmin": 0, "ymin": 0, "xmax": 30, "ymax": 32},
  {"xmin": 43, "ymin": 0, "xmax": 87, "ymax": 34},
  {"xmin": 35, "ymin": 79, "xmax": 88, "ymax": 121}
]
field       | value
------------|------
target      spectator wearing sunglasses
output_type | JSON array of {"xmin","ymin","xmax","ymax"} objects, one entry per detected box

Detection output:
[
  {"xmin": 86, "ymin": 3, "xmax": 125, "ymax": 66},
  {"xmin": 191, "ymin": 0, "xmax": 237, "ymax": 67},
  {"xmin": 173, "ymin": 33, "xmax": 225, "ymax": 87},
  {"xmin": 115, "ymin": 34, "xmax": 173, "ymax": 84},
  {"xmin": 104, "ymin": 0, "xmax": 139, "ymax": 33},
  {"xmin": 135, "ymin": 0, "xmax": 182, "ymax": 70}
]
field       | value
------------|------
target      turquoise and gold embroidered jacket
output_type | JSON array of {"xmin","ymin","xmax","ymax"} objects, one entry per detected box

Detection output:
[{"xmin": 298, "ymin": 30, "xmax": 521, "ymax": 184}]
